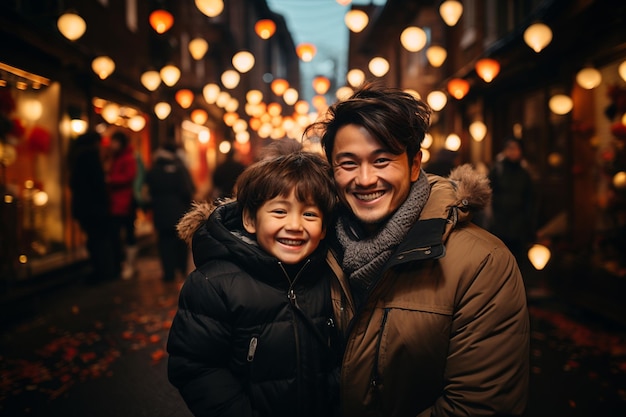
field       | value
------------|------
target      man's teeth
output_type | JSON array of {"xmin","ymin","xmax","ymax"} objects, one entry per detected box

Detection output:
[{"xmin": 355, "ymin": 191, "xmax": 384, "ymax": 201}]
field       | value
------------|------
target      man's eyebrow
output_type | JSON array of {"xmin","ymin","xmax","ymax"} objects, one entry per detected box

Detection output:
[{"xmin": 334, "ymin": 149, "xmax": 389, "ymax": 159}]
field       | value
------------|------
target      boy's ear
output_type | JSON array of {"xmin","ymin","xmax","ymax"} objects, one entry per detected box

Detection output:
[{"xmin": 242, "ymin": 209, "xmax": 256, "ymax": 234}]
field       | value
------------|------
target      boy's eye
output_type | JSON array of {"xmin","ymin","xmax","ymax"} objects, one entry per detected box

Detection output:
[
  {"xmin": 303, "ymin": 211, "xmax": 320, "ymax": 218},
  {"xmin": 271, "ymin": 209, "xmax": 287, "ymax": 215}
]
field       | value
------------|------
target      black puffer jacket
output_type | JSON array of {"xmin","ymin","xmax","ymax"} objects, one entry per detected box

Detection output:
[{"xmin": 167, "ymin": 201, "xmax": 340, "ymax": 417}]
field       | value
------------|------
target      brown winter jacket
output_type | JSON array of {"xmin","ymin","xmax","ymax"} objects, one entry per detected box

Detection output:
[{"xmin": 329, "ymin": 165, "xmax": 530, "ymax": 417}]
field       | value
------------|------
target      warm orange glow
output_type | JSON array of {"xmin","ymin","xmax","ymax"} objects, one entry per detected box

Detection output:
[
  {"xmin": 296, "ymin": 43, "xmax": 317, "ymax": 62},
  {"xmin": 523, "ymin": 22, "xmax": 552, "ymax": 53},
  {"xmin": 149, "ymin": 10, "xmax": 174, "ymax": 34},
  {"xmin": 175, "ymin": 89, "xmax": 194, "ymax": 109},
  {"xmin": 223, "ymin": 112, "xmax": 239, "ymax": 126},
  {"xmin": 255, "ymin": 19, "xmax": 276, "ymax": 39},
  {"xmin": 447, "ymin": 78, "xmax": 470, "ymax": 99},
  {"xmin": 191, "ymin": 109, "xmax": 208, "ymax": 125},
  {"xmin": 312, "ymin": 76, "xmax": 331, "ymax": 95},
  {"xmin": 92, "ymin": 56, "xmax": 115, "ymax": 80},
  {"xmin": 57, "ymin": 12, "xmax": 86, "ymax": 41},
  {"xmin": 344, "ymin": 9, "xmax": 368, "ymax": 33},
  {"xmin": 475, "ymin": 58, "xmax": 500, "ymax": 83},
  {"xmin": 271, "ymin": 78, "xmax": 289, "ymax": 96},
  {"xmin": 267, "ymin": 102, "xmax": 283, "ymax": 117},
  {"xmin": 312, "ymin": 95, "xmax": 328, "ymax": 111}
]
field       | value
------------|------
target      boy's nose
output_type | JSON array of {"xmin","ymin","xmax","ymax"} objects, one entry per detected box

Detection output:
[{"xmin": 285, "ymin": 213, "xmax": 304, "ymax": 231}]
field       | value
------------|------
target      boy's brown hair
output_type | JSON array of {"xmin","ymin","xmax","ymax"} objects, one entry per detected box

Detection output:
[{"xmin": 235, "ymin": 151, "xmax": 336, "ymax": 227}]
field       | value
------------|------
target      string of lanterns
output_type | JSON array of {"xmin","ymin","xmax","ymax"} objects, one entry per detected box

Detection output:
[{"xmin": 53, "ymin": 3, "xmax": 626, "ymax": 152}]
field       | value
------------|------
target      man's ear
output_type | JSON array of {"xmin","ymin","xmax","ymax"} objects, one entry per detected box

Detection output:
[
  {"xmin": 410, "ymin": 150, "xmax": 422, "ymax": 182},
  {"xmin": 242, "ymin": 209, "xmax": 256, "ymax": 234}
]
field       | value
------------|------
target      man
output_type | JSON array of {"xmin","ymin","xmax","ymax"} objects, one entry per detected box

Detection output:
[{"xmin": 306, "ymin": 85, "xmax": 529, "ymax": 417}]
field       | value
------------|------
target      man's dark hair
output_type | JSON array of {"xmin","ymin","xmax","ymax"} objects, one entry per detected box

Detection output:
[{"xmin": 305, "ymin": 83, "xmax": 432, "ymax": 167}]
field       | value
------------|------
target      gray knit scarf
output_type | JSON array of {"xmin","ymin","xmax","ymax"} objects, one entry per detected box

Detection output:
[{"xmin": 336, "ymin": 170, "xmax": 430, "ymax": 300}]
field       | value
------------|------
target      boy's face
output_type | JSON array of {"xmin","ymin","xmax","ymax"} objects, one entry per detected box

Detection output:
[{"xmin": 243, "ymin": 189, "xmax": 326, "ymax": 264}]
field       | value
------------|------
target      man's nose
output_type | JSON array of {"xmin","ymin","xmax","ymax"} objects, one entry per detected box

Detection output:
[{"xmin": 355, "ymin": 164, "xmax": 376, "ymax": 187}]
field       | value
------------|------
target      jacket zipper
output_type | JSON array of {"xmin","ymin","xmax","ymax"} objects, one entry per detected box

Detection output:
[
  {"xmin": 247, "ymin": 335, "xmax": 258, "ymax": 362},
  {"xmin": 280, "ymin": 260, "xmax": 310, "ymax": 411},
  {"xmin": 370, "ymin": 308, "xmax": 390, "ymax": 388}
]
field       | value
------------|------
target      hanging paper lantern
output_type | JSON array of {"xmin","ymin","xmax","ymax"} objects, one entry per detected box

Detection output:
[
  {"xmin": 447, "ymin": 78, "xmax": 470, "ymax": 99},
  {"xmin": 255, "ymin": 19, "xmax": 276, "ymax": 39},
  {"xmin": 149, "ymin": 10, "xmax": 174, "ymax": 34}
]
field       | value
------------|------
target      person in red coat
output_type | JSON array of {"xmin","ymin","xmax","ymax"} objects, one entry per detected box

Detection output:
[{"xmin": 105, "ymin": 131, "xmax": 137, "ymax": 280}]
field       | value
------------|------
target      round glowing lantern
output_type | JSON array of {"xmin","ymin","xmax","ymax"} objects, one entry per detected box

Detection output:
[
  {"xmin": 57, "ymin": 12, "xmax": 86, "ymax": 41},
  {"xmin": 439, "ymin": 0, "xmax": 463, "ymax": 26},
  {"xmin": 175, "ymin": 89, "xmax": 194, "ymax": 109},
  {"xmin": 232, "ymin": 51, "xmax": 255, "ymax": 73},
  {"xmin": 191, "ymin": 109, "xmax": 208, "ymax": 125},
  {"xmin": 271, "ymin": 79, "xmax": 289, "ymax": 96},
  {"xmin": 189, "ymin": 38, "xmax": 209, "ymax": 60},
  {"xmin": 296, "ymin": 43, "xmax": 317, "ymax": 62},
  {"xmin": 160, "ymin": 64, "xmax": 181, "ymax": 87},
  {"xmin": 426, "ymin": 46, "xmax": 447, "ymax": 67},
  {"xmin": 255, "ymin": 19, "xmax": 276, "ymax": 39},
  {"xmin": 369, "ymin": 57, "xmax": 389, "ymax": 77},
  {"xmin": 195, "ymin": 0, "xmax": 224, "ymax": 17},
  {"xmin": 312, "ymin": 76, "xmax": 331, "ymax": 95},
  {"xmin": 344, "ymin": 10, "xmax": 368, "ymax": 33},
  {"xmin": 149, "ymin": 10, "xmax": 174, "ymax": 34},
  {"xmin": 475, "ymin": 58, "xmax": 500, "ymax": 83},
  {"xmin": 92, "ymin": 56, "xmax": 115, "ymax": 80},
  {"xmin": 549, "ymin": 94, "xmax": 573, "ymax": 115},
  {"xmin": 523, "ymin": 23, "xmax": 552, "ymax": 53},
  {"xmin": 427, "ymin": 91, "xmax": 447, "ymax": 111},
  {"xmin": 576, "ymin": 67, "xmax": 602, "ymax": 90},
  {"xmin": 141, "ymin": 70, "xmax": 161, "ymax": 91},
  {"xmin": 447, "ymin": 78, "xmax": 470, "ymax": 99},
  {"xmin": 154, "ymin": 102, "xmax": 171, "ymax": 120},
  {"xmin": 400, "ymin": 26, "xmax": 427, "ymax": 52}
]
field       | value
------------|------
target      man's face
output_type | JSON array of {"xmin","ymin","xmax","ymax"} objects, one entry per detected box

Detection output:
[{"xmin": 331, "ymin": 124, "xmax": 421, "ymax": 228}]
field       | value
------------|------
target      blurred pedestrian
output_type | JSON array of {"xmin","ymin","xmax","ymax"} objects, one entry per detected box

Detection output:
[
  {"xmin": 105, "ymin": 130, "xmax": 137, "ymax": 280},
  {"xmin": 168, "ymin": 152, "xmax": 342, "ymax": 417},
  {"xmin": 211, "ymin": 148, "xmax": 245, "ymax": 200},
  {"xmin": 145, "ymin": 139, "xmax": 195, "ymax": 282},
  {"xmin": 488, "ymin": 137, "xmax": 536, "ymax": 261},
  {"xmin": 67, "ymin": 130, "xmax": 116, "ymax": 283}
]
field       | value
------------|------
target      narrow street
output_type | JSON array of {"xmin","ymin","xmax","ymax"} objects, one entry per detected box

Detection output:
[{"xmin": 1, "ymin": 234, "xmax": 625, "ymax": 417}]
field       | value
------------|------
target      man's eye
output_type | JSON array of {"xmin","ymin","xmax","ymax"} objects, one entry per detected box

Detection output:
[
  {"xmin": 374, "ymin": 158, "xmax": 391, "ymax": 166},
  {"xmin": 336, "ymin": 160, "xmax": 357, "ymax": 169}
]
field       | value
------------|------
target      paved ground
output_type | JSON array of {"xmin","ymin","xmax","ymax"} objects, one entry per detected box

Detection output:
[{"xmin": 1, "ymin": 237, "xmax": 625, "ymax": 417}]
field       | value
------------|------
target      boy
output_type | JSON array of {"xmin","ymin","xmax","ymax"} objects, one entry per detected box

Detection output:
[{"xmin": 167, "ymin": 151, "xmax": 340, "ymax": 417}]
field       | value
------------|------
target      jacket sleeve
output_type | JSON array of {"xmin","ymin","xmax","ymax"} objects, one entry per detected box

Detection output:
[
  {"xmin": 420, "ymin": 246, "xmax": 530, "ymax": 417},
  {"xmin": 167, "ymin": 269, "xmax": 255, "ymax": 417}
]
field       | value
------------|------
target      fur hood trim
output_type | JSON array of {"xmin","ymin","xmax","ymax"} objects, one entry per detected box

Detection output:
[
  {"xmin": 177, "ymin": 200, "xmax": 221, "ymax": 245},
  {"xmin": 448, "ymin": 164, "xmax": 492, "ymax": 211}
]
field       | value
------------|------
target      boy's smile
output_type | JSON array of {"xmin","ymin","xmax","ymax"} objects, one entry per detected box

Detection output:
[{"xmin": 243, "ymin": 189, "xmax": 326, "ymax": 264}]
